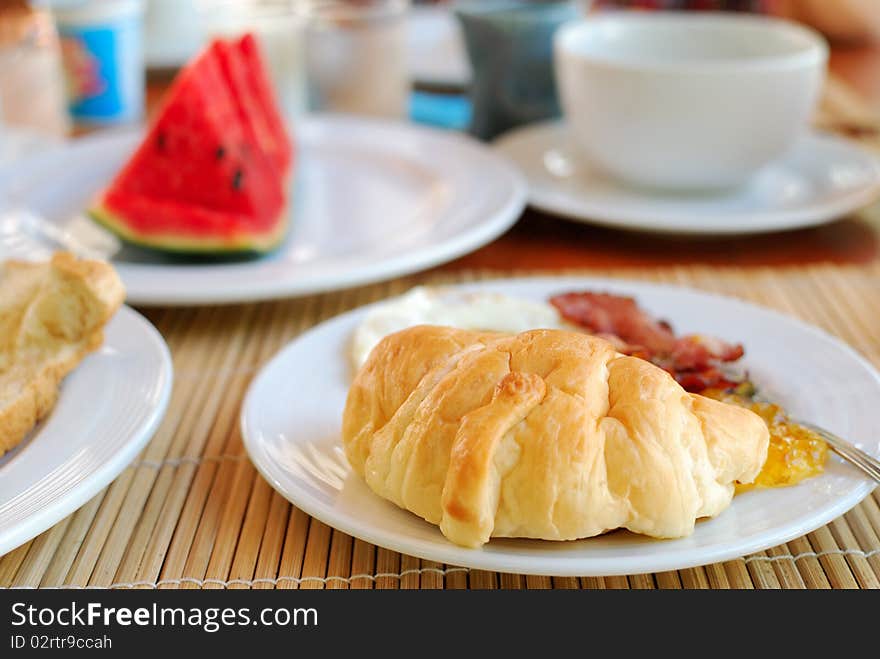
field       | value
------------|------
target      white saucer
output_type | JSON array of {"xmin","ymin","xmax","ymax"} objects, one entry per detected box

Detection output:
[{"xmin": 493, "ymin": 121, "xmax": 880, "ymax": 235}]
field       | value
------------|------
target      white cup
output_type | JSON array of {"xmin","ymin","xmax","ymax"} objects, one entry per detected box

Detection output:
[{"xmin": 554, "ymin": 12, "xmax": 828, "ymax": 191}]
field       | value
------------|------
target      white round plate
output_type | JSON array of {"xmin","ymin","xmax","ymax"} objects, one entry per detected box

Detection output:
[
  {"xmin": 493, "ymin": 121, "xmax": 880, "ymax": 235},
  {"xmin": 1, "ymin": 115, "xmax": 525, "ymax": 306},
  {"xmin": 0, "ymin": 307, "xmax": 173, "ymax": 556},
  {"xmin": 242, "ymin": 277, "xmax": 880, "ymax": 576},
  {"xmin": 0, "ymin": 127, "xmax": 61, "ymax": 183}
]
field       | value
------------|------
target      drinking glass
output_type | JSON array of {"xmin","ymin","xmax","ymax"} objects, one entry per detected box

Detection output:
[
  {"xmin": 0, "ymin": 2, "xmax": 69, "ymax": 136},
  {"xmin": 303, "ymin": 0, "xmax": 410, "ymax": 119},
  {"xmin": 200, "ymin": 0, "xmax": 308, "ymax": 121}
]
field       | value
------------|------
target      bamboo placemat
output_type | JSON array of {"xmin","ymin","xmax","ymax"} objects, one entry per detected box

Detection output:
[
  {"xmin": 0, "ymin": 263, "xmax": 877, "ymax": 590},
  {"xmin": 2, "ymin": 75, "xmax": 880, "ymax": 589}
]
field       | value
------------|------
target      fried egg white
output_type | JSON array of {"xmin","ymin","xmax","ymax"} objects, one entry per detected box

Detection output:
[{"xmin": 350, "ymin": 286, "xmax": 566, "ymax": 369}]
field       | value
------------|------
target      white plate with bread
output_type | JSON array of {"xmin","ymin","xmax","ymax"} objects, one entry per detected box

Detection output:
[
  {"xmin": 242, "ymin": 278, "xmax": 880, "ymax": 576},
  {"xmin": 0, "ymin": 254, "xmax": 173, "ymax": 556}
]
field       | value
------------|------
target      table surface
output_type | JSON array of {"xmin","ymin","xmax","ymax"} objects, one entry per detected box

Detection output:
[{"xmin": 2, "ymin": 40, "xmax": 879, "ymax": 591}]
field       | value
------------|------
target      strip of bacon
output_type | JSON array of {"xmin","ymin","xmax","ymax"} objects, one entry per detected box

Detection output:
[
  {"xmin": 550, "ymin": 291, "xmax": 745, "ymax": 392},
  {"xmin": 670, "ymin": 335, "xmax": 744, "ymax": 370},
  {"xmin": 673, "ymin": 368, "xmax": 742, "ymax": 393},
  {"xmin": 549, "ymin": 292, "xmax": 675, "ymax": 354}
]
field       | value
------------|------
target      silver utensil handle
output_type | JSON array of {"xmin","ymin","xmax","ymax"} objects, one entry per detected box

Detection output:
[{"xmin": 795, "ymin": 419, "xmax": 880, "ymax": 484}]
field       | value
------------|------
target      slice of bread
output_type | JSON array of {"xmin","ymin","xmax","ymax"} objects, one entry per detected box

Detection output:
[{"xmin": 0, "ymin": 252, "xmax": 125, "ymax": 456}]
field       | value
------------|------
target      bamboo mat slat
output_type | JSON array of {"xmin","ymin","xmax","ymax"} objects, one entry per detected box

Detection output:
[{"xmin": 2, "ymin": 78, "xmax": 880, "ymax": 589}]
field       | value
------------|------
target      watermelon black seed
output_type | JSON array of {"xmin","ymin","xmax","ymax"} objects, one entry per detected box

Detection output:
[
  {"xmin": 156, "ymin": 133, "xmax": 166, "ymax": 151},
  {"xmin": 215, "ymin": 146, "xmax": 226, "ymax": 160},
  {"xmin": 232, "ymin": 169, "xmax": 244, "ymax": 190}
]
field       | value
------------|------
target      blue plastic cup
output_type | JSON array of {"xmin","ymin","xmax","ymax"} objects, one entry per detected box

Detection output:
[{"xmin": 51, "ymin": 0, "xmax": 145, "ymax": 125}]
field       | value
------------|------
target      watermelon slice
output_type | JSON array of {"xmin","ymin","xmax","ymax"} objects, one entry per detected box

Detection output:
[{"xmin": 90, "ymin": 34, "xmax": 292, "ymax": 254}]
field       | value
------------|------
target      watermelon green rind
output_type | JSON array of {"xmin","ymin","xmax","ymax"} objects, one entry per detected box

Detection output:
[{"xmin": 89, "ymin": 201, "xmax": 288, "ymax": 254}]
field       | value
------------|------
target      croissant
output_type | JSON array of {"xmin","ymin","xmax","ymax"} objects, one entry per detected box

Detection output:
[
  {"xmin": 0, "ymin": 253, "xmax": 125, "ymax": 456},
  {"xmin": 342, "ymin": 326, "xmax": 769, "ymax": 548}
]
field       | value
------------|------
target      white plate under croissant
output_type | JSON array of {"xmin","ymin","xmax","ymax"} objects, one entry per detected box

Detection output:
[{"xmin": 241, "ymin": 278, "xmax": 880, "ymax": 576}]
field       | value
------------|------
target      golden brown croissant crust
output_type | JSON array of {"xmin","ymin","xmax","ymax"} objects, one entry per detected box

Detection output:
[
  {"xmin": 343, "ymin": 326, "xmax": 769, "ymax": 548},
  {"xmin": 0, "ymin": 253, "xmax": 125, "ymax": 456}
]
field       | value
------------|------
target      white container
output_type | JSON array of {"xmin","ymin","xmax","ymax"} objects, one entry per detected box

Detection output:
[
  {"xmin": 200, "ymin": 0, "xmax": 307, "ymax": 122},
  {"xmin": 554, "ymin": 12, "xmax": 828, "ymax": 191},
  {"xmin": 50, "ymin": 0, "xmax": 144, "ymax": 125},
  {"xmin": 0, "ymin": 5, "xmax": 70, "ymax": 137},
  {"xmin": 304, "ymin": 0, "xmax": 409, "ymax": 120}
]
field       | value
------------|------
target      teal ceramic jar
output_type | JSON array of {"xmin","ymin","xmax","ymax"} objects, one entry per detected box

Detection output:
[{"xmin": 455, "ymin": 0, "xmax": 583, "ymax": 140}]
